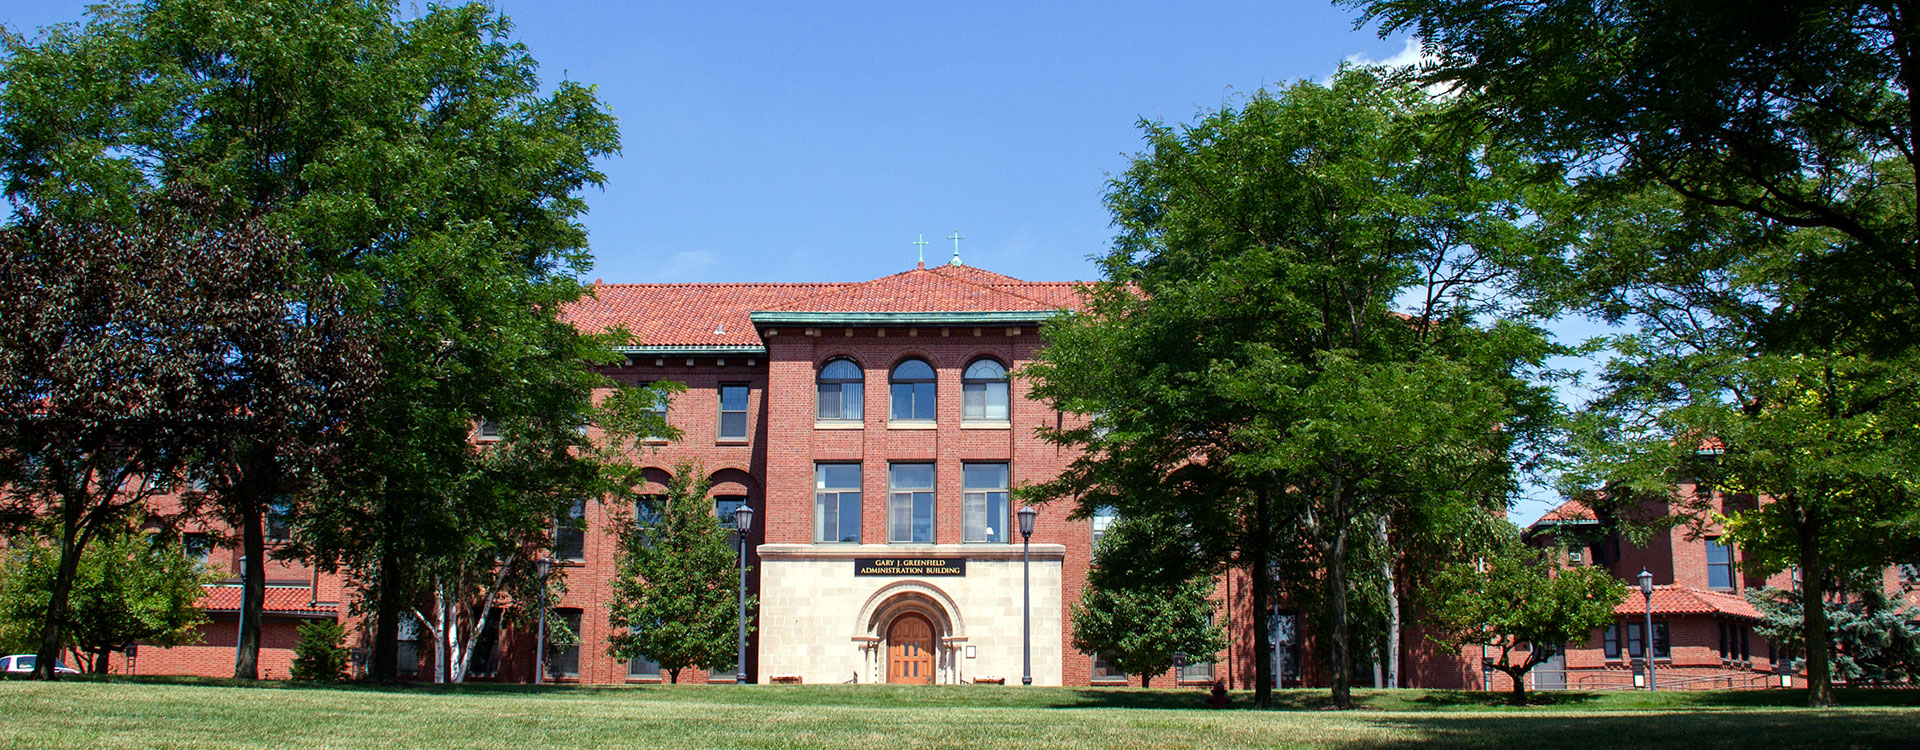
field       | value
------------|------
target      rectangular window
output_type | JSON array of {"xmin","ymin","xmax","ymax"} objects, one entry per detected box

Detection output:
[
  {"xmin": 396, "ymin": 617, "xmax": 420, "ymax": 678},
  {"xmin": 266, "ymin": 499, "xmax": 293, "ymax": 542},
  {"xmin": 555, "ymin": 499, "xmax": 586, "ymax": 561},
  {"xmin": 888, "ymin": 464, "xmax": 935, "ymax": 543},
  {"xmin": 1740, "ymin": 625, "xmax": 1750, "ymax": 661},
  {"xmin": 642, "ymin": 384, "xmax": 670, "ymax": 440},
  {"xmin": 962, "ymin": 463, "xmax": 1009, "ymax": 543},
  {"xmin": 1626, "ymin": 622, "xmax": 1644, "ymax": 659},
  {"xmin": 633, "ymin": 495, "xmax": 663, "ymax": 548},
  {"xmin": 1652, "ymin": 621, "xmax": 1670, "ymax": 659},
  {"xmin": 1706, "ymin": 537, "xmax": 1734, "ymax": 590},
  {"xmin": 1092, "ymin": 653, "xmax": 1128, "ymax": 683},
  {"xmin": 1179, "ymin": 658, "xmax": 1215, "ymax": 683},
  {"xmin": 1603, "ymin": 624, "xmax": 1620, "ymax": 660},
  {"xmin": 467, "ymin": 609, "xmax": 501, "ymax": 678},
  {"xmin": 477, "ymin": 417, "xmax": 502, "ymax": 440},
  {"xmin": 1091, "ymin": 506, "xmax": 1118, "ymax": 550},
  {"xmin": 814, "ymin": 464, "xmax": 862, "ymax": 543},
  {"xmin": 183, "ymin": 532, "xmax": 212, "ymax": 563},
  {"xmin": 549, "ymin": 609, "xmax": 581, "ymax": 679},
  {"xmin": 718, "ymin": 384, "xmax": 749, "ymax": 440},
  {"xmin": 627, "ymin": 625, "xmax": 660, "ymax": 679},
  {"xmin": 1719, "ymin": 622, "xmax": 1730, "ymax": 659}
]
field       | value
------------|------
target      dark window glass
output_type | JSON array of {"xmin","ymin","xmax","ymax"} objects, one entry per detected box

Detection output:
[
  {"xmin": 961, "ymin": 359, "xmax": 1009, "ymax": 421},
  {"xmin": 267, "ymin": 500, "xmax": 293, "ymax": 541},
  {"xmin": 1652, "ymin": 622, "xmax": 1670, "ymax": 659},
  {"xmin": 477, "ymin": 418, "xmax": 502, "ymax": 440},
  {"xmin": 962, "ymin": 463, "xmax": 1009, "ymax": 543},
  {"xmin": 467, "ymin": 609, "xmax": 501, "ymax": 677},
  {"xmin": 889, "ymin": 360, "xmax": 936, "ymax": 421},
  {"xmin": 1603, "ymin": 624, "xmax": 1620, "ymax": 659},
  {"xmin": 719, "ymin": 384, "xmax": 749, "ymax": 439},
  {"xmin": 817, "ymin": 359, "xmax": 863, "ymax": 421},
  {"xmin": 549, "ymin": 609, "xmax": 581, "ymax": 679},
  {"xmin": 183, "ymin": 533, "xmax": 212, "ymax": 562},
  {"xmin": 1706, "ymin": 537, "xmax": 1734, "ymax": 589},
  {"xmin": 815, "ymin": 464, "xmax": 861, "ymax": 543},
  {"xmin": 628, "ymin": 624, "xmax": 661, "ymax": 678},
  {"xmin": 1092, "ymin": 653, "xmax": 1128, "ymax": 682},
  {"xmin": 1626, "ymin": 622, "xmax": 1644, "ymax": 659},
  {"xmin": 888, "ymin": 464, "xmax": 935, "ymax": 543},
  {"xmin": 715, "ymin": 496, "xmax": 748, "ymax": 532},
  {"xmin": 1091, "ymin": 506, "xmax": 1118, "ymax": 550},
  {"xmin": 555, "ymin": 499, "xmax": 586, "ymax": 561}
]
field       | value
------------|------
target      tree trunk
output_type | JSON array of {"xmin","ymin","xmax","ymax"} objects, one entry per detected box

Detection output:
[
  {"xmin": 1504, "ymin": 667, "xmax": 1529, "ymax": 705},
  {"xmin": 669, "ymin": 668, "xmax": 680, "ymax": 685},
  {"xmin": 1380, "ymin": 516, "xmax": 1399, "ymax": 689},
  {"xmin": 1250, "ymin": 488, "xmax": 1273, "ymax": 709},
  {"xmin": 35, "ymin": 504, "xmax": 88, "ymax": 681},
  {"xmin": 1140, "ymin": 673, "xmax": 1151, "ymax": 688},
  {"xmin": 234, "ymin": 499, "xmax": 265, "ymax": 679},
  {"xmin": 369, "ymin": 550, "xmax": 402, "ymax": 683},
  {"xmin": 1326, "ymin": 497, "xmax": 1353, "ymax": 709},
  {"xmin": 434, "ymin": 579, "xmax": 447, "ymax": 684},
  {"xmin": 1798, "ymin": 502, "xmax": 1833, "ymax": 707}
]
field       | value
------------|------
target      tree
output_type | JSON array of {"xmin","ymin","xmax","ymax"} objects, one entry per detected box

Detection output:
[
  {"xmin": 1424, "ymin": 528, "xmax": 1624, "ymax": 704},
  {"xmin": 1350, "ymin": 0, "xmax": 1920, "ymax": 707},
  {"xmin": 1069, "ymin": 518, "xmax": 1228, "ymax": 688},
  {"xmin": 606, "ymin": 463, "xmax": 753, "ymax": 684},
  {"xmin": 0, "ymin": 190, "xmax": 311, "ymax": 679},
  {"xmin": 0, "ymin": 0, "xmax": 646, "ymax": 682},
  {"xmin": 1024, "ymin": 68, "xmax": 1559, "ymax": 708},
  {"xmin": 0, "ymin": 525, "xmax": 217, "ymax": 673},
  {"xmin": 1751, "ymin": 569, "xmax": 1920, "ymax": 685},
  {"xmin": 288, "ymin": 619, "xmax": 351, "ymax": 682}
]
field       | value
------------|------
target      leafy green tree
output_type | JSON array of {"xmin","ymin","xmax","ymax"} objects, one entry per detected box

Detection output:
[
  {"xmin": 0, "ymin": 190, "xmax": 305, "ymax": 680},
  {"xmin": 1751, "ymin": 570, "xmax": 1920, "ymax": 685},
  {"xmin": 0, "ymin": 525, "xmax": 218, "ymax": 673},
  {"xmin": 0, "ymin": 0, "xmax": 663, "ymax": 682},
  {"xmin": 1349, "ymin": 1, "xmax": 1920, "ymax": 707},
  {"xmin": 1024, "ymin": 68, "xmax": 1560, "ymax": 708},
  {"xmin": 288, "ymin": 619, "xmax": 351, "ymax": 682},
  {"xmin": 606, "ymin": 463, "xmax": 753, "ymax": 684},
  {"xmin": 1069, "ymin": 517, "xmax": 1228, "ymax": 688},
  {"xmin": 1424, "ymin": 528, "xmax": 1624, "ymax": 704}
]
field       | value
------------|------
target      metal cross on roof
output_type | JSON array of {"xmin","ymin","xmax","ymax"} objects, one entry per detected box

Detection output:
[
  {"xmin": 913, "ymin": 234, "xmax": 929, "ymax": 265},
  {"xmin": 946, "ymin": 230, "xmax": 965, "ymax": 266}
]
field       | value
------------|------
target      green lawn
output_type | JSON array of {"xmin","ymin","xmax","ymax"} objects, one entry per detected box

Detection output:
[{"xmin": 2, "ymin": 679, "xmax": 1916, "ymax": 749}]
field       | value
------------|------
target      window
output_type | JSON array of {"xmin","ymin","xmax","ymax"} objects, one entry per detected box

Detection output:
[
  {"xmin": 889, "ymin": 359, "xmax": 936, "ymax": 422},
  {"xmin": 641, "ymin": 384, "xmax": 670, "ymax": 440},
  {"xmin": 814, "ymin": 464, "xmax": 861, "ymax": 543},
  {"xmin": 963, "ymin": 463, "xmax": 1009, "ymax": 543},
  {"xmin": 182, "ymin": 533, "xmax": 212, "ymax": 563},
  {"xmin": 718, "ymin": 384, "xmax": 749, "ymax": 440},
  {"xmin": 1091, "ymin": 506, "xmax": 1118, "ymax": 550},
  {"xmin": 961, "ymin": 359, "xmax": 1009, "ymax": 422},
  {"xmin": 1706, "ymin": 537, "xmax": 1734, "ymax": 590},
  {"xmin": 555, "ymin": 499, "xmax": 586, "ymax": 561},
  {"xmin": 1617, "ymin": 621, "xmax": 1669, "ymax": 660},
  {"xmin": 1653, "ymin": 622, "xmax": 1670, "ymax": 659},
  {"xmin": 715, "ymin": 496, "xmax": 748, "ymax": 533},
  {"xmin": 1179, "ymin": 657, "xmax": 1215, "ymax": 683},
  {"xmin": 1602, "ymin": 624, "xmax": 1620, "ymax": 660},
  {"xmin": 627, "ymin": 626, "xmax": 660, "ymax": 679},
  {"xmin": 1626, "ymin": 622, "xmax": 1644, "ymax": 659},
  {"xmin": 396, "ymin": 617, "xmax": 420, "ymax": 678},
  {"xmin": 817, "ymin": 359, "xmax": 864, "ymax": 422},
  {"xmin": 266, "ymin": 499, "xmax": 293, "ymax": 542},
  {"xmin": 548, "ymin": 609, "xmax": 581, "ymax": 679},
  {"xmin": 633, "ymin": 495, "xmax": 663, "ymax": 548},
  {"xmin": 1719, "ymin": 622, "xmax": 1752, "ymax": 661},
  {"xmin": 1092, "ymin": 653, "xmax": 1128, "ymax": 683},
  {"xmin": 466, "ymin": 609, "xmax": 501, "ymax": 678},
  {"xmin": 477, "ymin": 417, "xmax": 502, "ymax": 440},
  {"xmin": 888, "ymin": 464, "xmax": 935, "ymax": 543}
]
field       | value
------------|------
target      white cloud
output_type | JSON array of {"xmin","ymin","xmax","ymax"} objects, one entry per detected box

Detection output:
[{"xmin": 1345, "ymin": 36, "xmax": 1430, "ymax": 71}]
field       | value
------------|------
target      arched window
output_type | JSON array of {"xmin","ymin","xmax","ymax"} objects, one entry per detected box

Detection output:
[
  {"xmin": 817, "ymin": 358, "xmax": 863, "ymax": 422},
  {"xmin": 962, "ymin": 358, "xmax": 1009, "ymax": 421},
  {"xmin": 889, "ymin": 359, "xmax": 936, "ymax": 421}
]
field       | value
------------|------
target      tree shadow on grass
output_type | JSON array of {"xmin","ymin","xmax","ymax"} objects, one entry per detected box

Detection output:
[
  {"xmin": 1341, "ymin": 709, "xmax": 1920, "ymax": 750},
  {"xmin": 1405, "ymin": 690, "xmax": 1604, "ymax": 709}
]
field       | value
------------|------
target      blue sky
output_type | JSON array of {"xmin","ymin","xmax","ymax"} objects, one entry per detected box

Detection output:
[{"xmin": 2, "ymin": 1, "xmax": 1585, "ymax": 523}]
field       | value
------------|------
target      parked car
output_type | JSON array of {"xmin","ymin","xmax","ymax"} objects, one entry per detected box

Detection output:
[{"xmin": 0, "ymin": 654, "xmax": 80, "ymax": 676}]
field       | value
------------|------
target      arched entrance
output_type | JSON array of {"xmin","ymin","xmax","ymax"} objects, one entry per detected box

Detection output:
[{"xmin": 887, "ymin": 614, "xmax": 935, "ymax": 684}]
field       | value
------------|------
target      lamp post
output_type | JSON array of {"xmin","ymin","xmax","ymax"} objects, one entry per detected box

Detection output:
[
  {"xmin": 734, "ymin": 503, "xmax": 754, "ymax": 685},
  {"xmin": 1638, "ymin": 568, "xmax": 1655, "ymax": 692},
  {"xmin": 1018, "ymin": 505, "xmax": 1037, "ymax": 686},
  {"xmin": 534, "ymin": 557, "xmax": 551, "ymax": 685}
]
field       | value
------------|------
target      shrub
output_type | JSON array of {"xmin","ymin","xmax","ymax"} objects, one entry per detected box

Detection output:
[{"xmin": 289, "ymin": 619, "xmax": 351, "ymax": 682}]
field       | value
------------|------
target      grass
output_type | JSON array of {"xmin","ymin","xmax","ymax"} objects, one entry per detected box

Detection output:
[{"xmin": 1, "ymin": 678, "xmax": 1916, "ymax": 749}]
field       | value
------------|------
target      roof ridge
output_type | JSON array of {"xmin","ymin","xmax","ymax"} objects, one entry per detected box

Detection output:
[{"xmin": 762, "ymin": 266, "xmax": 1062, "ymax": 313}]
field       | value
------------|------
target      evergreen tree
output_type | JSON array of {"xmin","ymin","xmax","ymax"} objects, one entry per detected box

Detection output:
[
  {"xmin": 288, "ymin": 619, "xmax": 351, "ymax": 682},
  {"xmin": 606, "ymin": 463, "xmax": 753, "ymax": 684},
  {"xmin": 1751, "ymin": 571, "xmax": 1920, "ymax": 685}
]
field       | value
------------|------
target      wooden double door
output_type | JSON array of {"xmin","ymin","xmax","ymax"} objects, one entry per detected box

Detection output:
[{"xmin": 887, "ymin": 614, "xmax": 935, "ymax": 684}]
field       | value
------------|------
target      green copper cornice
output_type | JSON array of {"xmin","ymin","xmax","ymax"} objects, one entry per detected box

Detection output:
[{"xmin": 747, "ymin": 310, "xmax": 1062, "ymax": 326}]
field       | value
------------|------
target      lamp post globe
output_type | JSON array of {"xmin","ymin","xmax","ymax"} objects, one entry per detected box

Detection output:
[
  {"xmin": 734, "ymin": 504, "xmax": 754, "ymax": 685},
  {"xmin": 1018, "ymin": 505, "xmax": 1037, "ymax": 686},
  {"xmin": 1637, "ymin": 569, "xmax": 1655, "ymax": 692}
]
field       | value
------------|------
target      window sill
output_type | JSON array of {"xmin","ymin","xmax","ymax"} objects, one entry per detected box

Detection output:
[
  {"xmin": 716, "ymin": 438, "xmax": 750, "ymax": 445},
  {"xmin": 815, "ymin": 421, "xmax": 865, "ymax": 430},
  {"xmin": 888, "ymin": 421, "xmax": 937, "ymax": 430},
  {"xmin": 1091, "ymin": 679, "xmax": 1130, "ymax": 686},
  {"xmin": 960, "ymin": 421, "xmax": 1011, "ymax": 430},
  {"xmin": 642, "ymin": 438, "xmax": 671, "ymax": 445},
  {"xmin": 886, "ymin": 540, "xmax": 938, "ymax": 545}
]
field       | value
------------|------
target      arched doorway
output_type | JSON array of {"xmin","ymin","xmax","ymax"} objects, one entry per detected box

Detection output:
[{"xmin": 887, "ymin": 614, "xmax": 935, "ymax": 684}]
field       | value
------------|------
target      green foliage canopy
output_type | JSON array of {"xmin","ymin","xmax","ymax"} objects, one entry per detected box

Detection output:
[{"xmin": 605, "ymin": 463, "xmax": 753, "ymax": 684}]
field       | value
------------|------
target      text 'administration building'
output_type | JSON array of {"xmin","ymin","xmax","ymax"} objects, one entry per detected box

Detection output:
[{"xmin": 568, "ymin": 261, "xmax": 1097, "ymax": 685}]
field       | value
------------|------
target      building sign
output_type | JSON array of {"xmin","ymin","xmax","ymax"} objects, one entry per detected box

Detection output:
[{"xmin": 854, "ymin": 557, "xmax": 965, "ymax": 577}]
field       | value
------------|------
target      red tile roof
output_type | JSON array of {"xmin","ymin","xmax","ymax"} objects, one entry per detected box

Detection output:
[
  {"xmin": 199, "ymin": 585, "xmax": 337, "ymax": 616},
  {"xmin": 1614, "ymin": 585, "xmax": 1761, "ymax": 620},
  {"xmin": 1532, "ymin": 498, "xmax": 1598, "ymax": 527},
  {"xmin": 564, "ymin": 265, "xmax": 1088, "ymax": 346}
]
